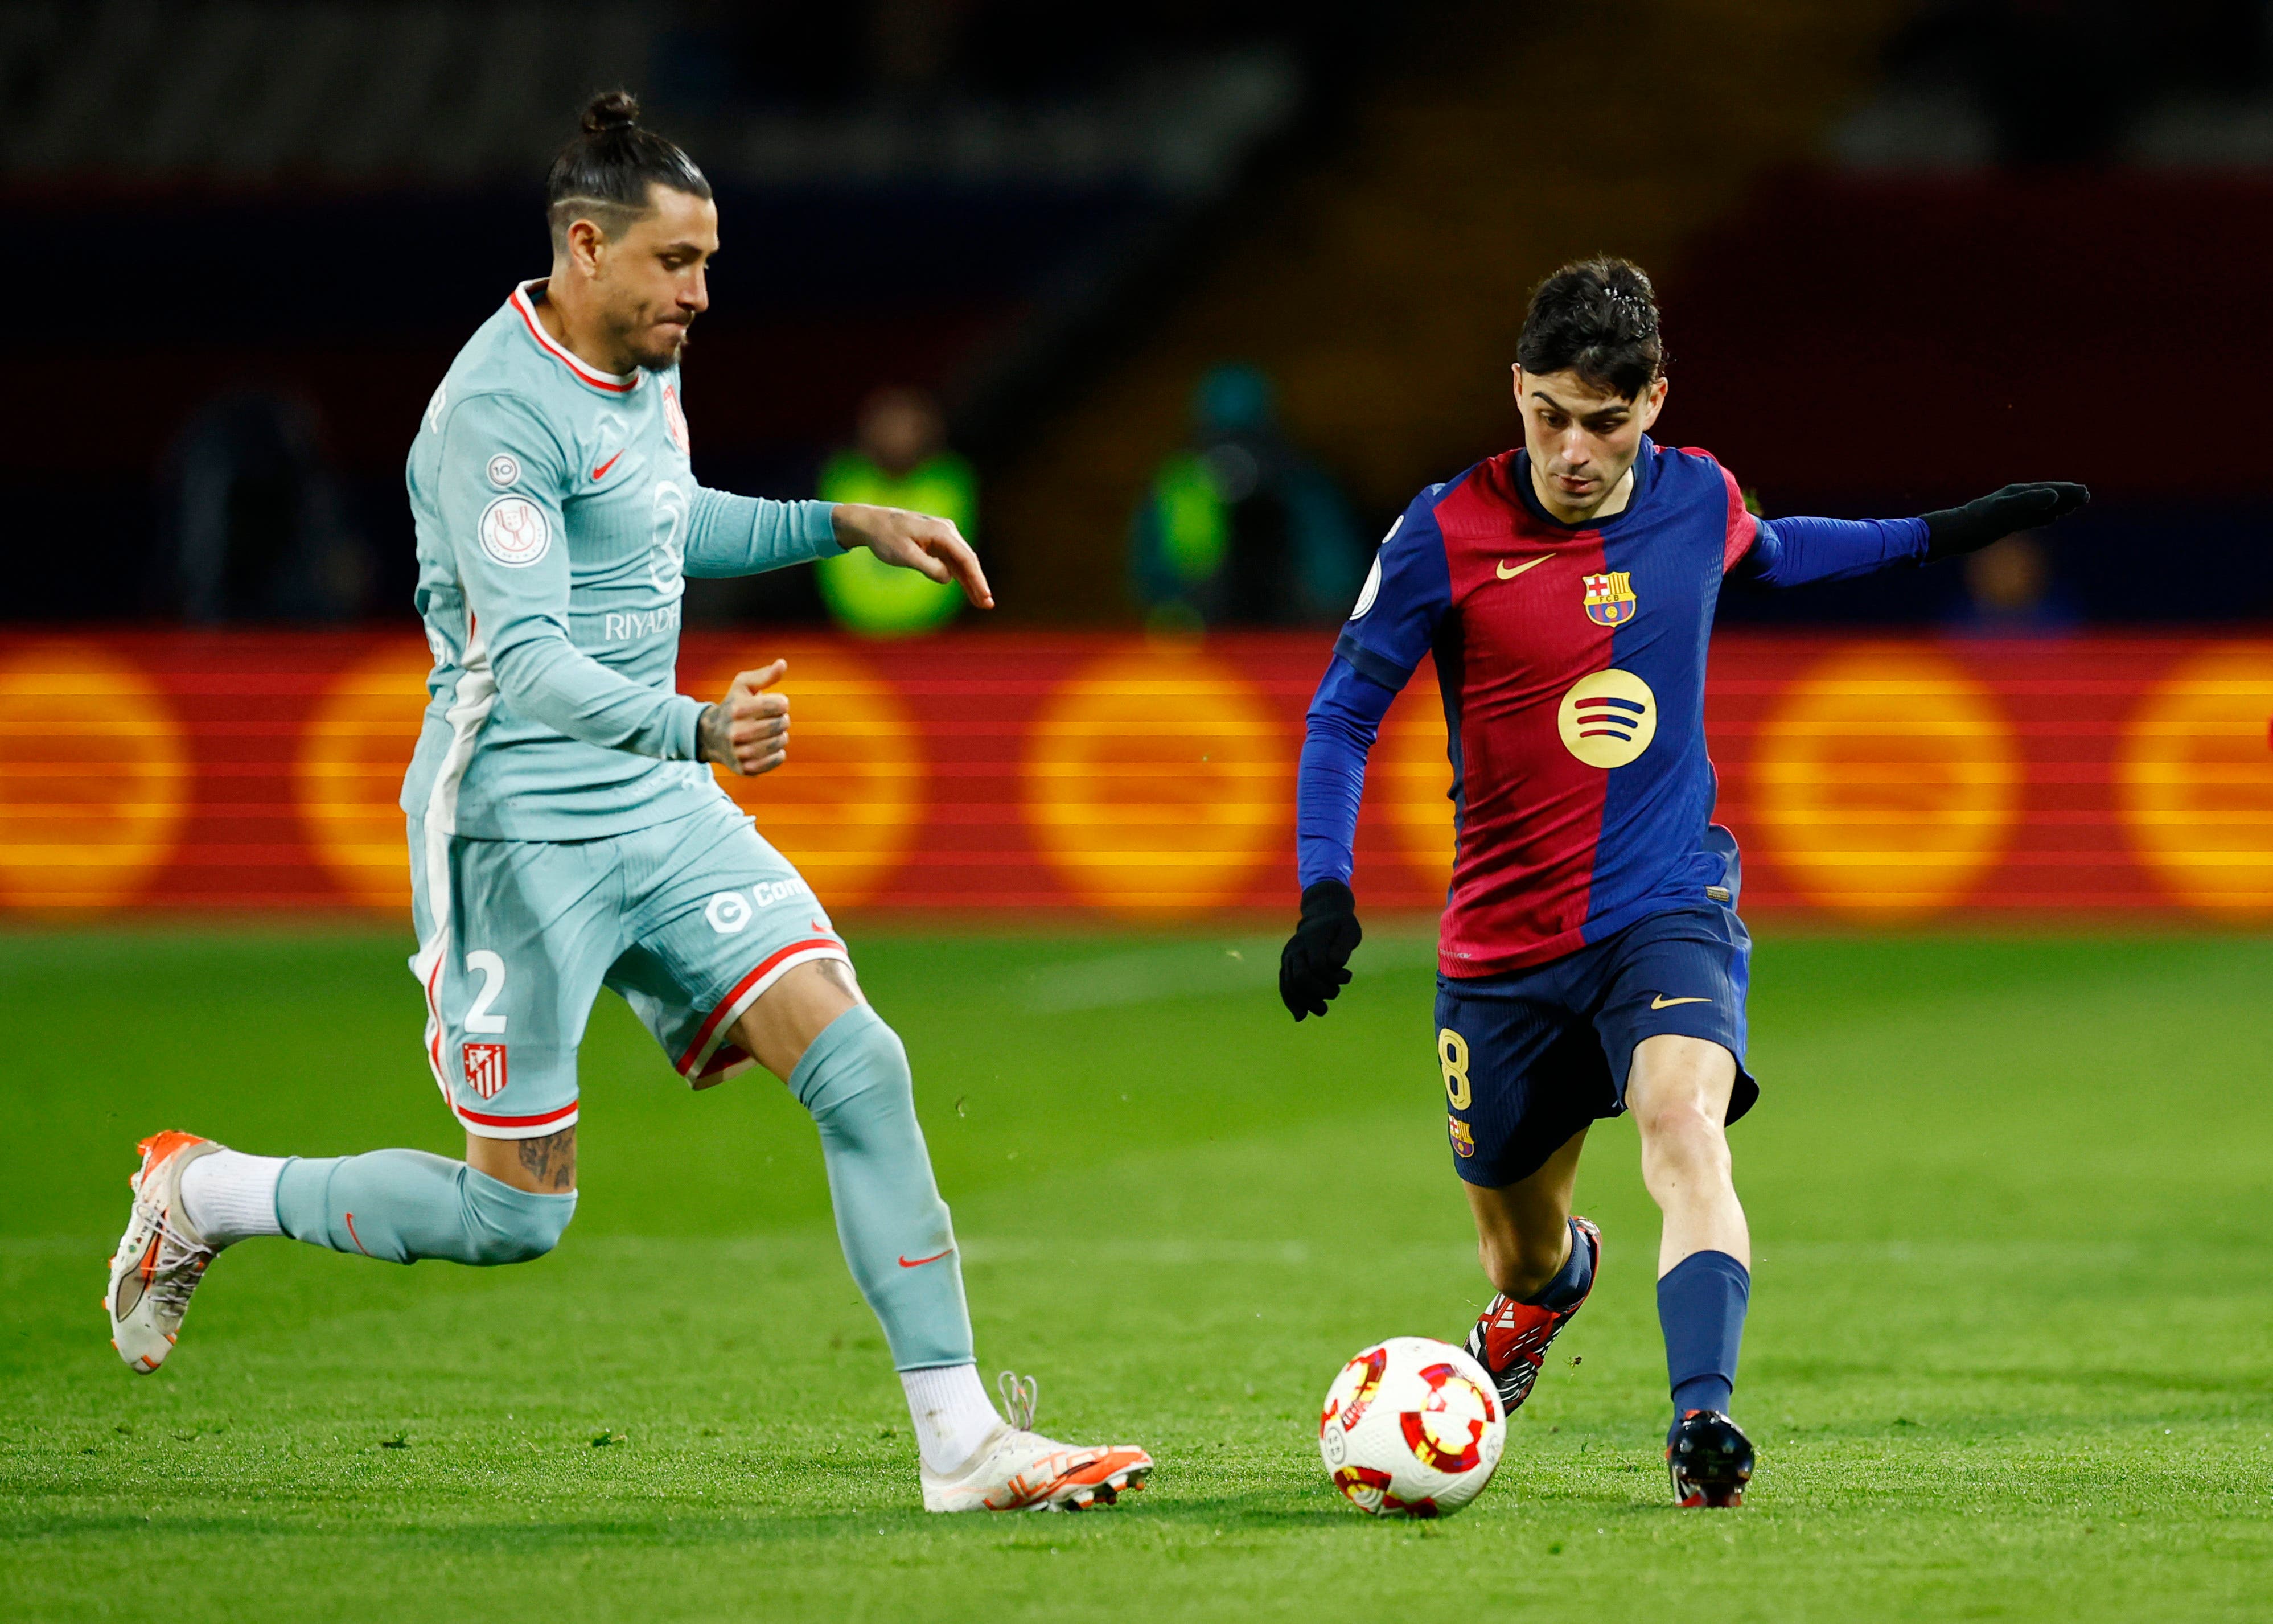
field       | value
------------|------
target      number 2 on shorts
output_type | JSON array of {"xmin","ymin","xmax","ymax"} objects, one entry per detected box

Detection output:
[
  {"xmin": 465, "ymin": 949, "xmax": 509, "ymax": 1034},
  {"xmin": 1438, "ymin": 1027, "xmax": 1470, "ymax": 1111}
]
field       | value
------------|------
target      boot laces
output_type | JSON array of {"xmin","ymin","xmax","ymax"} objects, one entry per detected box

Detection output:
[
  {"xmin": 997, "ymin": 1370, "xmax": 1039, "ymax": 1432},
  {"xmin": 141, "ymin": 1208, "xmax": 212, "ymax": 1320}
]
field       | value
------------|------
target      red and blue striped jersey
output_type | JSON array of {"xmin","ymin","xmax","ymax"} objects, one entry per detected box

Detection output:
[{"xmin": 1298, "ymin": 435, "xmax": 1926, "ymax": 977}]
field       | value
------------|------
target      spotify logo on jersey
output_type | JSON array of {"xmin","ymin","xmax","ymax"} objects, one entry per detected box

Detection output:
[{"xmin": 1557, "ymin": 669, "xmax": 1658, "ymax": 768}]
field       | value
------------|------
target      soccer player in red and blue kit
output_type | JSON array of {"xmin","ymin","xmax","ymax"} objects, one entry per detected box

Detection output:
[{"xmin": 1279, "ymin": 257, "xmax": 2088, "ymax": 1507}]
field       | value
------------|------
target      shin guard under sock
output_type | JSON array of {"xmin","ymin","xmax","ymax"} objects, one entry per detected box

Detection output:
[
  {"xmin": 274, "ymin": 1150, "xmax": 574, "ymax": 1265},
  {"xmin": 1658, "ymin": 1249, "xmax": 1750, "ymax": 1416},
  {"xmin": 1523, "ymin": 1217, "xmax": 1596, "ymax": 1311},
  {"xmin": 790, "ymin": 1005, "xmax": 974, "ymax": 1371}
]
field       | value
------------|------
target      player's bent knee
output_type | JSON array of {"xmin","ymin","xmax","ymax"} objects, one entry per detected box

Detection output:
[
  {"xmin": 790, "ymin": 1005, "xmax": 914, "ymax": 1125},
  {"xmin": 462, "ymin": 1167, "xmax": 578, "ymax": 1264}
]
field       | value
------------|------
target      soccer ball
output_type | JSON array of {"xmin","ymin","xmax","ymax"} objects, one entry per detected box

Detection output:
[{"xmin": 1318, "ymin": 1336, "xmax": 1505, "ymax": 1517}]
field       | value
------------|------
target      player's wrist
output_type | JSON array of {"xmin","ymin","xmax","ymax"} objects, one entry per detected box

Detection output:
[
  {"xmin": 1299, "ymin": 878, "xmax": 1356, "ymax": 919},
  {"xmin": 829, "ymin": 502, "xmax": 882, "ymax": 553},
  {"xmin": 695, "ymin": 702, "xmax": 723, "ymax": 764}
]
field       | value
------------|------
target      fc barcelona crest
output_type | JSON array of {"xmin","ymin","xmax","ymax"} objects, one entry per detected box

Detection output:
[{"xmin": 1582, "ymin": 571, "xmax": 1637, "ymax": 627}]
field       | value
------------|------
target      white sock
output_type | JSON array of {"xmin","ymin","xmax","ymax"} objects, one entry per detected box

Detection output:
[
  {"xmin": 901, "ymin": 1363, "xmax": 1002, "ymax": 1474},
  {"xmin": 178, "ymin": 1149, "xmax": 287, "ymax": 1247}
]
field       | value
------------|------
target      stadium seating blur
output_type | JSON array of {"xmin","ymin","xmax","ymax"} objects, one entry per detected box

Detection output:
[{"xmin": 8, "ymin": 0, "xmax": 2272, "ymax": 627}]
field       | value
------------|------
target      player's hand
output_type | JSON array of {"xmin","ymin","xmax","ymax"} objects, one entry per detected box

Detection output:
[
  {"xmin": 833, "ymin": 502, "xmax": 994, "ymax": 609},
  {"xmin": 1920, "ymin": 482, "xmax": 2090, "ymax": 561},
  {"xmin": 1280, "ymin": 879, "xmax": 1363, "ymax": 1021},
  {"xmin": 698, "ymin": 659, "xmax": 790, "ymax": 776}
]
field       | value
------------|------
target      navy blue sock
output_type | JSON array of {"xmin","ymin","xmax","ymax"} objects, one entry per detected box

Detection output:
[
  {"xmin": 1523, "ymin": 1218, "xmax": 1594, "ymax": 1311},
  {"xmin": 1658, "ymin": 1249, "xmax": 1750, "ymax": 1417}
]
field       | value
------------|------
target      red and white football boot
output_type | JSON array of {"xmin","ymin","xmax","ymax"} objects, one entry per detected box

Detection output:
[{"xmin": 1462, "ymin": 1216, "xmax": 1601, "ymax": 1415}]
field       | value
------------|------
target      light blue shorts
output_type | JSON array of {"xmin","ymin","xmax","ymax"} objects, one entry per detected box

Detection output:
[{"xmin": 406, "ymin": 793, "xmax": 849, "ymax": 1139}]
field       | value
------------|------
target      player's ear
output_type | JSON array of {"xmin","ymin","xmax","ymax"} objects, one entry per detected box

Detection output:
[
  {"xmin": 1639, "ymin": 375, "xmax": 1668, "ymax": 430},
  {"xmin": 565, "ymin": 217, "xmax": 608, "ymax": 277}
]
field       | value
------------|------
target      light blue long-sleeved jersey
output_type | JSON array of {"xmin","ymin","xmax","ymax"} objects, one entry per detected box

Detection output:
[{"xmin": 400, "ymin": 280, "xmax": 840, "ymax": 841}]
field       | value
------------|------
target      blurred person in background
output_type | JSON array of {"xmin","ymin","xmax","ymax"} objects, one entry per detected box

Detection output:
[
  {"xmin": 816, "ymin": 387, "xmax": 977, "ymax": 636},
  {"xmin": 162, "ymin": 391, "xmax": 368, "ymax": 622},
  {"xmin": 1950, "ymin": 531, "xmax": 2078, "ymax": 635},
  {"xmin": 1129, "ymin": 363, "xmax": 1366, "ymax": 630}
]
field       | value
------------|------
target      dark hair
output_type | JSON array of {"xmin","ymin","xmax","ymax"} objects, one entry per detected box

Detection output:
[
  {"xmin": 545, "ymin": 90, "xmax": 711, "ymax": 252},
  {"xmin": 1516, "ymin": 256, "xmax": 1664, "ymax": 399}
]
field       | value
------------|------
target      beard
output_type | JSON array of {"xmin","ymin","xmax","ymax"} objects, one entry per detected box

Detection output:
[
  {"xmin": 606, "ymin": 306, "xmax": 693, "ymax": 373},
  {"xmin": 634, "ymin": 324, "xmax": 692, "ymax": 373}
]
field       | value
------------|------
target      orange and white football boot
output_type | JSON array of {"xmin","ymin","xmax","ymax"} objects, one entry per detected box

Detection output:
[
  {"xmin": 105, "ymin": 1132, "xmax": 223, "ymax": 1374},
  {"xmin": 920, "ymin": 1373, "xmax": 1153, "ymax": 1512}
]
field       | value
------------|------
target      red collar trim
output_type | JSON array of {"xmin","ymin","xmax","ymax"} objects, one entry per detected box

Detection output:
[{"xmin": 511, "ymin": 281, "xmax": 637, "ymax": 394}]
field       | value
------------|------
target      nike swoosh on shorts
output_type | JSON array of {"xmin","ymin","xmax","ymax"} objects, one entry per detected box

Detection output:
[{"xmin": 1650, "ymin": 995, "xmax": 1712, "ymax": 1009}]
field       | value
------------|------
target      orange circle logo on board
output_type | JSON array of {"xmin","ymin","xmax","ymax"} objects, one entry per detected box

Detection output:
[
  {"xmin": 1023, "ymin": 648, "xmax": 1288, "ymax": 917},
  {"xmin": 1749, "ymin": 646, "xmax": 2020, "ymax": 919},
  {"xmin": 2117, "ymin": 642, "xmax": 2273, "ymax": 916},
  {"xmin": 297, "ymin": 642, "xmax": 434, "ymax": 912},
  {"xmin": 0, "ymin": 640, "xmax": 189, "ymax": 911},
  {"xmin": 694, "ymin": 642, "xmax": 924, "ymax": 908}
]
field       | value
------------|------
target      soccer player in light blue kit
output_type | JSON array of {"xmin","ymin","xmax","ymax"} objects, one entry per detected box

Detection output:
[{"xmin": 105, "ymin": 91, "xmax": 1152, "ymax": 1515}]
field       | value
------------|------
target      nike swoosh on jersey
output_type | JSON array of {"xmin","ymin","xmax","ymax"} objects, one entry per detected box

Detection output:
[
  {"xmin": 591, "ymin": 450, "xmax": 624, "ymax": 480},
  {"xmin": 1496, "ymin": 556, "xmax": 1548, "ymax": 580},
  {"xmin": 1650, "ymin": 994, "xmax": 1712, "ymax": 1009},
  {"xmin": 898, "ymin": 1248, "xmax": 955, "ymax": 1269}
]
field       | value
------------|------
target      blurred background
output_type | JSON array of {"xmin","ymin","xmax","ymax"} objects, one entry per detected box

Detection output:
[
  {"xmin": 3, "ymin": 0, "xmax": 2272, "ymax": 922},
  {"xmin": 13, "ymin": 0, "xmax": 2273, "ymax": 633}
]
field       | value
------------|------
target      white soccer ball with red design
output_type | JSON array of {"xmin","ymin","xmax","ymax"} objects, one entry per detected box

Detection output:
[{"xmin": 1318, "ymin": 1335, "xmax": 1505, "ymax": 1517}]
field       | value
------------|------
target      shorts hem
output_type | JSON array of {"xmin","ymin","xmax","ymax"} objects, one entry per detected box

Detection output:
[
  {"xmin": 450, "ymin": 1100, "xmax": 581, "ymax": 1140},
  {"xmin": 676, "ymin": 939, "xmax": 850, "ymax": 1082}
]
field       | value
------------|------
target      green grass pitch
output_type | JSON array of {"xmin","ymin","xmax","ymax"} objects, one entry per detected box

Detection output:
[{"xmin": 3, "ymin": 924, "xmax": 2270, "ymax": 1622}]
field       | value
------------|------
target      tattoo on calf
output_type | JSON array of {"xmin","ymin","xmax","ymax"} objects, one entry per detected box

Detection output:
[{"xmin": 516, "ymin": 1126, "xmax": 577, "ymax": 1191}]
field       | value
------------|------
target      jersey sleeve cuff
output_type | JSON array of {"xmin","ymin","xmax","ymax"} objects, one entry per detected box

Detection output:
[
  {"xmin": 667, "ymin": 694, "xmax": 707, "ymax": 762},
  {"xmin": 1332, "ymin": 631, "xmax": 1415, "ymax": 693},
  {"xmin": 803, "ymin": 501, "xmax": 846, "ymax": 556}
]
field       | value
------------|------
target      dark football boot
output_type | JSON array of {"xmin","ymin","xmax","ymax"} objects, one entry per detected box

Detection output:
[
  {"xmin": 1667, "ymin": 1409, "xmax": 1754, "ymax": 1507},
  {"xmin": 1463, "ymin": 1216, "xmax": 1601, "ymax": 1414}
]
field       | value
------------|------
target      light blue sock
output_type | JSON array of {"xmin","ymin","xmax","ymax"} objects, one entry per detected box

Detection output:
[
  {"xmin": 274, "ymin": 1149, "xmax": 576, "ymax": 1266},
  {"xmin": 790, "ymin": 1005, "xmax": 973, "ymax": 1371}
]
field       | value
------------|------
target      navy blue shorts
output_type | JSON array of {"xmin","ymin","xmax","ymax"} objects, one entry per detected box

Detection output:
[{"xmin": 1435, "ymin": 843, "xmax": 1758, "ymax": 1189}]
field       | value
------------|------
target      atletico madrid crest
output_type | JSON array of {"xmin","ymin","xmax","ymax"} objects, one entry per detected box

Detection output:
[
  {"xmin": 1582, "ymin": 571, "xmax": 1637, "ymax": 627},
  {"xmin": 463, "ymin": 1042, "xmax": 508, "ymax": 1101}
]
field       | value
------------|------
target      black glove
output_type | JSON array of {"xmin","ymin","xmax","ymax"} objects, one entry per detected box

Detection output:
[
  {"xmin": 1920, "ymin": 482, "xmax": 2090, "ymax": 562},
  {"xmin": 1280, "ymin": 879, "xmax": 1362, "ymax": 1021}
]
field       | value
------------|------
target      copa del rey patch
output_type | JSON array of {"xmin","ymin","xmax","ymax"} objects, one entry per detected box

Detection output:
[
  {"xmin": 462, "ymin": 1042, "xmax": 508, "ymax": 1101},
  {"xmin": 478, "ymin": 495, "xmax": 550, "ymax": 568}
]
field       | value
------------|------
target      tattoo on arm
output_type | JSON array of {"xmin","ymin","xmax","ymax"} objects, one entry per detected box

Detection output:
[{"xmin": 516, "ymin": 1126, "xmax": 577, "ymax": 1191}]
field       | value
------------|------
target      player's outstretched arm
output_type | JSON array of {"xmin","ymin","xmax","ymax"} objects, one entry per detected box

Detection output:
[
  {"xmin": 697, "ymin": 659, "xmax": 791, "ymax": 776},
  {"xmin": 1918, "ymin": 482, "xmax": 2091, "ymax": 561},
  {"xmin": 1732, "ymin": 481, "xmax": 2090, "ymax": 587},
  {"xmin": 832, "ymin": 502, "xmax": 994, "ymax": 610}
]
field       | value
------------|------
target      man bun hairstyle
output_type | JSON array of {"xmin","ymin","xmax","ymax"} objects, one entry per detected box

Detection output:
[
  {"xmin": 545, "ymin": 89, "xmax": 712, "ymax": 252},
  {"xmin": 1516, "ymin": 256, "xmax": 1665, "ymax": 400}
]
